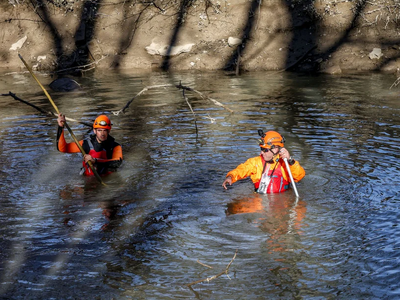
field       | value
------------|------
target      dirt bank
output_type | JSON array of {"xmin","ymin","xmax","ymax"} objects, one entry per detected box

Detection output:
[{"xmin": 1, "ymin": 0, "xmax": 400, "ymax": 75}]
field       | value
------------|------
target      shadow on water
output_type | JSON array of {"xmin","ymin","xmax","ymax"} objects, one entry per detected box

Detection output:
[{"xmin": 0, "ymin": 71, "xmax": 400, "ymax": 299}]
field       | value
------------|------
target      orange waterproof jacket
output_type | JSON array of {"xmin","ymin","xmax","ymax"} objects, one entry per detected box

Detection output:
[
  {"xmin": 56, "ymin": 128, "xmax": 123, "ymax": 175},
  {"xmin": 226, "ymin": 155, "xmax": 305, "ymax": 193}
]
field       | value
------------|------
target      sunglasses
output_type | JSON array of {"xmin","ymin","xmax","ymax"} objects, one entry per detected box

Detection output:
[{"xmin": 261, "ymin": 146, "xmax": 280, "ymax": 154}]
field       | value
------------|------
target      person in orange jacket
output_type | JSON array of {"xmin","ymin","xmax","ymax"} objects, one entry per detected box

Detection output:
[
  {"xmin": 57, "ymin": 114, "xmax": 123, "ymax": 176},
  {"xmin": 222, "ymin": 130, "xmax": 305, "ymax": 193}
]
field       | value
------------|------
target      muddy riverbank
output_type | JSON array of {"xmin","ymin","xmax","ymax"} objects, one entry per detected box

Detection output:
[{"xmin": 2, "ymin": 1, "xmax": 400, "ymax": 75}]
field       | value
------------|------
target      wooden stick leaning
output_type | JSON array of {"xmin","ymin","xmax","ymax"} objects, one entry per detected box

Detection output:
[
  {"xmin": 283, "ymin": 158, "xmax": 299, "ymax": 198},
  {"xmin": 186, "ymin": 249, "xmax": 238, "ymax": 287},
  {"xmin": 18, "ymin": 54, "xmax": 106, "ymax": 186}
]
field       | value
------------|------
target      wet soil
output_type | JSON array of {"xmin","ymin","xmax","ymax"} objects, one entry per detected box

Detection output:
[{"xmin": 1, "ymin": 1, "xmax": 400, "ymax": 75}]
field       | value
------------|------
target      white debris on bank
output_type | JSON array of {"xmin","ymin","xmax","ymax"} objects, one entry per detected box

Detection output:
[
  {"xmin": 228, "ymin": 37, "xmax": 242, "ymax": 47},
  {"xmin": 145, "ymin": 42, "xmax": 194, "ymax": 56},
  {"xmin": 32, "ymin": 55, "xmax": 47, "ymax": 70},
  {"xmin": 9, "ymin": 36, "xmax": 27, "ymax": 51},
  {"xmin": 369, "ymin": 48, "xmax": 383, "ymax": 59}
]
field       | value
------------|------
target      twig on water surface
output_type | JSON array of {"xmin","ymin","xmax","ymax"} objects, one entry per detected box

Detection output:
[
  {"xmin": 112, "ymin": 84, "xmax": 173, "ymax": 115},
  {"xmin": 1, "ymin": 91, "xmax": 92, "ymax": 127},
  {"xmin": 196, "ymin": 260, "xmax": 213, "ymax": 269},
  {"xmin": 390, "ymin": 76, "xmax": 400, "ymax": 89},
  {"xmin": 175, "ymin": 83, "xmax": 234, "ymax": 113},
  {"xmin": 180, "ymin": 82, "xmax": 198, "ymax": 137},
  {"xmin": 56, "ymin": 55, "xmax": 108, "ymax": 75},
  {"xmin": 204, "ymin": 113, "xmax": 216, "ymax": 123},
  {"xmin": 186, "ymin": 249, "xmax": 238, "ymax": 287},
  {"xmin": 112, "ymin": 83, "xmax": 234, "ymax": 115}
]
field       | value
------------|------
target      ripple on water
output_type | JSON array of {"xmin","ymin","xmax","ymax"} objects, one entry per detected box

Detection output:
[{"xmin": 1, "ymin": 72, "xmax": 400, "ymax": 299}]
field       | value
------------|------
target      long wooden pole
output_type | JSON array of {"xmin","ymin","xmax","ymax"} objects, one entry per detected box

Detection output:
[
  {"xmin": 283, "ymin": 158, "xmax": 299, "ymax": 198},
  {"xmin": 18, "ymin": 54, "xmax": 106, "ymax": 186}
]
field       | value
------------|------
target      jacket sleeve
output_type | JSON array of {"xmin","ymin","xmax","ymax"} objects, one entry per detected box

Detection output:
[
  {"xmin": 97, "ymin": 145, "xmax": 123, "ymax": 168},
  {"xmin": 226, "ymin": 158, "xmax": 257, "ymax": 184},
  {"xmin": 56, "ymin": 126, "xmax": 84, "ymax": 153},
  {"xmin": 287, "ymin": 160, "xmax": 305, "ymax": 182}
]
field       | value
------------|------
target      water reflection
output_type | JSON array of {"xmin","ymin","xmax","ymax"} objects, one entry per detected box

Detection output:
[
  {"xmin": 1, "ymin": 71, "xmax": 400, "ymax": 299},
  {"xmin": 228, "ymin": 193, "xmax": 306, "ymax": 253}
]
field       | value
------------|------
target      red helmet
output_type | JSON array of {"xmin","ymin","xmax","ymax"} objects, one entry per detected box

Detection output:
[
  {"xmin": 93, "ymin": 115, "xmax": 112, "ymax": 130},
  {"xmin": 258, "ymin": 130, "xmax": 285, "ymax": 149}
]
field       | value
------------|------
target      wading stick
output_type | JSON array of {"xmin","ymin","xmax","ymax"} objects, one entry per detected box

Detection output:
[
  {"xmin": 18, "ymin": 54, "xmax": 106, "ymax": 186},
  {"xmin": 283, "ymin": 158, "xmax": 299, "ymax": 198}
]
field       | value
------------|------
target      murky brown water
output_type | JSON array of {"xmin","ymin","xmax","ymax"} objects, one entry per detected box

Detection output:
[{"xmin": 0, "ymin": 70, "xmax": 399, "ymax": 299}]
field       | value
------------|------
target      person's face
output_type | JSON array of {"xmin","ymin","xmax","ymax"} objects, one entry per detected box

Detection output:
[
  {"xmin": 94, "ymin": 128, "xmax": 109, "ymax": 142},
  {"xmin": 261, "ymin": 147, "xmax": 279, "ymax": 161}
]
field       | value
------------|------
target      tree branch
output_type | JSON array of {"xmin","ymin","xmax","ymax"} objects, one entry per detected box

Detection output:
[
  {"xmin": 112, "ymin": 83, "xmax": 234, "ymax": 115},
  {"xmin": 181, "ymin": 81, "xmax": 198, "ymax": 137},
  {"xmin": 186, "ymin": 249, "xmax": 238, "ymax": 287},
  {"xmin": 1, "ymin": 91, "xmax": 92, "ymax": 127},
  {"xmin": 112, "ymin": 84, "xmax": 174, "ymax": 116},
  {"xmin": 175, "ymin": 83, "xmax": 234, "ymax": 113}
]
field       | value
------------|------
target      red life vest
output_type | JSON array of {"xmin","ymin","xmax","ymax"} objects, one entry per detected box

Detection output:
[
  {"xmin": 254, "ymin": 160, "xmax": 291, "ymax": 193},
  {"xmin": 82, "ymin": 139, "xmax": 109, "ymax": 176}
]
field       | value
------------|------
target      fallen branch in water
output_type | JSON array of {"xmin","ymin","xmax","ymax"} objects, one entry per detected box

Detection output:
[
  {"xmin": 56, "ymin": 54, "xmax": 108, "ymax": 75},
  {"xmin": 112, "ymin": 84, "xmax": 173, "ymax": 116},
  {"xmin": 196, "ymin": 259, "xmax": 213, "ymax": 269},
  {"xmin": 186, "ymin": 249, "xmax": 238, "ymax": 287},
  {"xmin": 175, "ymin": 83, "xmax": 234, "ymax": 113},
  {"xmin": 203, "ymin": 113, "xmax": 216, "ymax": 123},
  {"xmin": 1, "ymin": 91, "xmax": 92, "ymax": 127},
  {"xmin": 180, "ymin": 81, "xmax": 198, "ymax": 137},
  {"xmin": 390, "ymin": 77, "xmax": 400, "ymax": 89},
  {"xmin": 112, "ymin": 83, "xmax": 234, "ymax": 115}
]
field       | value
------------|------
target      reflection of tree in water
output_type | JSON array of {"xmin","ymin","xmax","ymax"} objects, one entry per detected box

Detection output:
[
  {"xmin": 101, "ymin": 205, "xmax": 174, "ymax": 291},
  {"xmin": 58, "ymin": 181, "xmax": 129, "ymax": 231},
  {"xmin": 227, "ymin": 193, "xmax": 307, "ymax": 296}
]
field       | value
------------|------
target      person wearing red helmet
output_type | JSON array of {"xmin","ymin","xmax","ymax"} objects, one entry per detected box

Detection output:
[
  {"xmin": 222, "ymin": 130, "xmax": 305, "ymax": 193},
  {"xmin": 56, "ymin": 113, "xmax": 123, "ymax": 176}
]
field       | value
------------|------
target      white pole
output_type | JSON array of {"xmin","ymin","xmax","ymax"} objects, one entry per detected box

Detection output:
[{"xmin": 283, "ymin": 158, "xmax": 299, "ymax": 198}]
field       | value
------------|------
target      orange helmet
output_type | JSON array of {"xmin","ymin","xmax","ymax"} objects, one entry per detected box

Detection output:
[
  {"xmin": 93, "ymin": 115, "xmax": 112, "ymax": 130},
  {"xmin": 258, "ymin": 130, "xmax": 285, "ymax": 149}
]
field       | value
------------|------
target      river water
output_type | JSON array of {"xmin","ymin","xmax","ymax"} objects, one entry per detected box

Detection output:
[{"xmin": 0, "ymin": 70, "xmax": 399, "ymax": 299}]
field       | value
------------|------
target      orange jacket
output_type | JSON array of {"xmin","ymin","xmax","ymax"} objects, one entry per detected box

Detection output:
[
  {"xmin": 56, "ymin": 128, "xmax": 123, "ymax": 175},
  {"xmin": 226, "ymin": 155, "xmax": 305, "ymax": 191}
]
